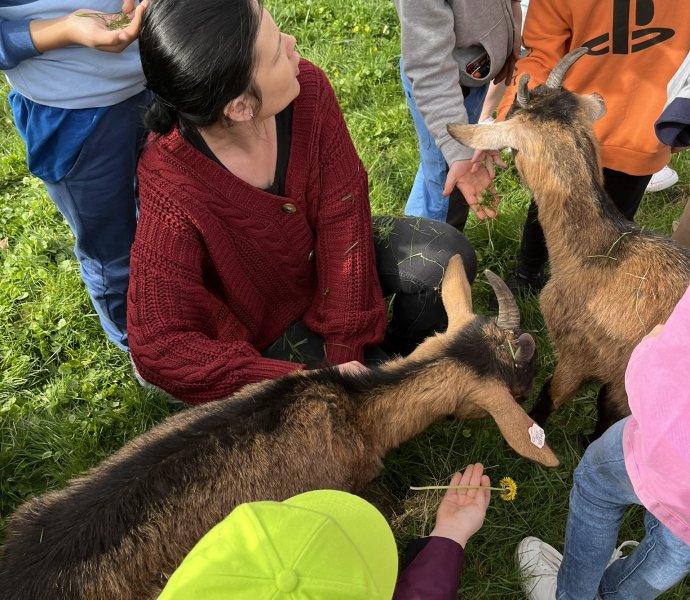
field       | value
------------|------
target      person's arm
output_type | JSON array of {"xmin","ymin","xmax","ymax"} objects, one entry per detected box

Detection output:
[
  {"xmin": 496, "ymin": 0, "xmax": 572, "ymax": 120},
  {"xmin": 0, "ymin": 19, "xmax": 39, "ymax": 70},
  {"xmin": 395, "ymin": 0, "xmax": 509, "ymax": 218},
  {"xmin": 655, "ymin": 52, "xmax": 690, "ymax": 150},
  {"xmin": 492, "ymin": 0, "xmax": 523, "ymax": 86},
  {"xmin": 128, "ymin": 177, "xmax": 304, "ymax": 404},
  {"xmin": 0, "ymin": 0, "xmax": 146, "ymax": 71},
  {"xmin": 396, "ymin": 0, "xmax": 471, "ymax": 166},
  {"xmin": 393, "ymin": 465, "xmax": 491, "ymax": 599},
  {"xmin": 301, "ymin": 68, "xmax": 388, "ymax": 366}
]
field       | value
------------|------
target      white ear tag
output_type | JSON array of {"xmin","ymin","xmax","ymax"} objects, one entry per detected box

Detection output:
[{"xmin": 528, "ymin": 423, "xmax": 545, "ymax": 449}]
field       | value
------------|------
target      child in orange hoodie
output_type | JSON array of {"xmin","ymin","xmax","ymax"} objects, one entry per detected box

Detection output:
[{"xmin": 496, "ymin": 0, "xmax": 690, "ymax": 291}]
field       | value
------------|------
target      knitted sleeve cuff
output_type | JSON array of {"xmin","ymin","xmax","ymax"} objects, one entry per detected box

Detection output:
[{"xmin": 324, "ymin": 341, "xmax": 365, "ymax": 366}]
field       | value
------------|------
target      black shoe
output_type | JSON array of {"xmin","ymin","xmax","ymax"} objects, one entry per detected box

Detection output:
[{"xmin": 488, "ymin": 268, "xmax": 546, "ymax": 312}]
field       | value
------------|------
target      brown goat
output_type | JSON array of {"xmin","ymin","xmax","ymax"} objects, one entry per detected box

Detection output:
[
  {"xmin": 447, "ymin": 47, "xmax": 690, "ymax": 438},
  {"xmin": 0, "ymin": 256, "xmax": 557, "ymax": 600}
]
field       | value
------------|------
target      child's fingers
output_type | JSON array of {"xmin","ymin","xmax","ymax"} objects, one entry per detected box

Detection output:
[
  {"xmin": 480, "ymin": 474, "xmax": 491, "ymax": 505},
  {"xmin": 458, "ymin": 463, "xmax": 476, "ymax": 487},
  {"xmin": 119, "ymin": 0, "xmax": 147, "ymax": 41},
  {"xmin": 467, "ymin": 463, "xmax": 484, "ymax": 487}
]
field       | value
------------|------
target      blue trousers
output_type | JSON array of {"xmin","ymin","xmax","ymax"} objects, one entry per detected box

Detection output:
[
  {"xmin": 557, "ymin": 418, "xmax": 690, "ymax": 599},
  {"xmin": 400, "ymin": 59, "xmax": 488, "ymax": 224},
  {"xmin": 44, "ymin": 91, "xmax": 150, "ymax": 350}
]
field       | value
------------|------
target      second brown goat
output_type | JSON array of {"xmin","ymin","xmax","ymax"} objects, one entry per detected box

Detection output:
[{"xmin": 447, "ymin": 47, "xmax": 690, "ymax": 439}]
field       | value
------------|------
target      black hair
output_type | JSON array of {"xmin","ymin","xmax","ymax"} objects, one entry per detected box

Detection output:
[{"xmin": 139, "ymin": 0, "xmax": 263, "ymax": 134}]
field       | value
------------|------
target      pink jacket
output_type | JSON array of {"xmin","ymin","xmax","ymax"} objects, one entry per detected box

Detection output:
[{"xmin": 623, "ymin": 284, "xmax": 690, "ymax": 545}]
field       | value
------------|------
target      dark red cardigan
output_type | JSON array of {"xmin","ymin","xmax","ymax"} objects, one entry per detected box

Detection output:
[{"xmin": 128, "ymin": 61, "xmax": 387, "ymax": 403}]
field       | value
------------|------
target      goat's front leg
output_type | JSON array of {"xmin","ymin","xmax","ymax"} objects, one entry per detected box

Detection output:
[
  {"xmin": 590, "ymin": 380, "xmax": 631, "ymax": 441},
  {"xmin": 530, "ymin": 362, "xmax": 586, "ymax": 426}
]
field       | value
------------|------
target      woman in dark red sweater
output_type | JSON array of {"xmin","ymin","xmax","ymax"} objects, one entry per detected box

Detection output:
[{"xmin": 130, "ymin": 0, "xmax": 476, "ymax": 404}]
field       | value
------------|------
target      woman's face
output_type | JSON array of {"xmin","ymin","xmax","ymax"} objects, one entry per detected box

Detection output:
[{"xmin": 252, "ymin": 9, "xmax": 301, "ymax": 118}]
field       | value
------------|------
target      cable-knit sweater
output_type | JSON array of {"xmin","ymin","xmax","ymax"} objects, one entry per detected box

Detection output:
[{"xmin": 128, "ymin": 61, "xmax": 387, "ymax": 404}]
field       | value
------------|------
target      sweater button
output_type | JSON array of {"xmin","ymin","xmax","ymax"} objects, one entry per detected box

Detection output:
[
  {"xmin": 308, "ymin": 250, "xmax": 314, "ymax": 261},
  {"xmin": 281, "ymin": 203, "xmax": 297, "ymax": 214}
]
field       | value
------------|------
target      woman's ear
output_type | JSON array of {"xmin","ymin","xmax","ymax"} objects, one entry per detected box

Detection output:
[{"xmin": 223, "ymin": 96, "xmax": 255, "ymax": 123}]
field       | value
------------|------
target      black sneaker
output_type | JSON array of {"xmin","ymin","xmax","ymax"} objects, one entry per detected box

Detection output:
[{"xmin": 488, "ymin": 268, "xmax": 546, "ymax": 312}]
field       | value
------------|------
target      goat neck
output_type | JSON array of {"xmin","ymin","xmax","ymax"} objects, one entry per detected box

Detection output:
[{"xmin": 357, "ymin": 255, "xmax": 559, "ymax": 467}]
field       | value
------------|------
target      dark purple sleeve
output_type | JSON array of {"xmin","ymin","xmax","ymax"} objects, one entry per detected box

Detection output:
[
  {"xmin": 655, "ymin": 98, "xmax": 690, "ymax": 147},
  {"xmin": 392, "ymin": 536, "xmax": 465, "ymax": 600}
]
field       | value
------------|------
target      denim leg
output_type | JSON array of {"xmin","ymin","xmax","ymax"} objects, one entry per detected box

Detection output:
[
  {"xmin": 373, "ymin": 215, "xmax": 476, "ymax": 355},
  {"xmin": 400, "ymin": 59, "xmax": 488, "ymax": 226},
  {"xmin": 400, "ymin": 59, "xmax": 449, "ymax": 222},
  {"xmin": 557, "ymin": 418, "xmax": 638, "ymax": 600},
  {"xmin": 43, "ymin": 91, "xmax": 150, "ymax": 350},
  {"xmin": 598, "ymin": 512, "xmax": 690, "ymax": 599}
]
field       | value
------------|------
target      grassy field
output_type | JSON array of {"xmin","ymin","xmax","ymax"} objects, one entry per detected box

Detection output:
[{"xmin": 1, "ymin": 1, "xmax": 689, "ymax": 597}]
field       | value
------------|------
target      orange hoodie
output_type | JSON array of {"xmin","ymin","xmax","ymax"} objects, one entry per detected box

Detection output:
[{"xmin": 497, "ymin": 0, "xmax": 690, "ymax": 175}]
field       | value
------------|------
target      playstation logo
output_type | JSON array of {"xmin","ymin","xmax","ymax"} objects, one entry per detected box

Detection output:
[{"xmin": 583, "ymin": 0, "xmax": 674, "ymax": 55}]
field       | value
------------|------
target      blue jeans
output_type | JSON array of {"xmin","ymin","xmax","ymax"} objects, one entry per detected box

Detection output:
[
  {"xmin": 44, "ymin": 91, "xmax": 150, "ymax": 351},
  {"xmin": 557, "ymin": 418, "xmax": 690, "ymax": 599},
  {"xmin": 400, "ymin": 58, "xmax": 488, "ymax": 223}
]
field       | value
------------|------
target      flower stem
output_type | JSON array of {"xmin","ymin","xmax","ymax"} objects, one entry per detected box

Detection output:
[{"xmin": 410, "ymin": 484, "xmax": 502, "ymax": 492}]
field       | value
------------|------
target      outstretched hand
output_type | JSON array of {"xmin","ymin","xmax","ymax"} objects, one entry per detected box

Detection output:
[
  {"xmin": 30, "ymin": 1, "xmax": 149, "ymax": 55},
  {"xmin": 443, "ymin": 151, "xmax": 505, "ymax": 220},
  {"xmin": 68, "ymin": 0, "xmax": 148, "ymax": 52},
  {"xmin": 430, "ymin": 463, "xmax": 491, "ymax": 548}
]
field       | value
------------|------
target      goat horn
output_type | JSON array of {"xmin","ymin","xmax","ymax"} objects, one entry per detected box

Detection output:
[
  {"xmin": 545, "ymin": 46, "xmax": 589, "ymax": 90},
  {"xmin": 514, "ymin": 332, "xmax": 535, "ymax": 363},
  {"xmin": 516, "ymin": 74, "xmax": 531, "ymax": 107},
  {"xmin": 484, "ymin": 269, "xmax": 520, "ymax": 331}
]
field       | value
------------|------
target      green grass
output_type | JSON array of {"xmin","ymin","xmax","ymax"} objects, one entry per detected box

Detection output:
[{"xmin": 1, "ymin": 1, "xmax": 689, "ymax": 596}]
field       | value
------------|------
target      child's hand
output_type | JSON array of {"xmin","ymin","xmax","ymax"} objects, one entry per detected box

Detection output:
[
  {"xmin": 30, "ymin": 1, "xmax": 148, "ymax": 55},
  {"xmin": 429, "ymin": 463, "xmax": 491, "ymax": 548},
  {"xmin": 68, "ymin": 0, "xmax": 148, "ymax": 52}
]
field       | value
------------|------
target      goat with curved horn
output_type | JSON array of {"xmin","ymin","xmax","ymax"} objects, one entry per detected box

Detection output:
[
  {"xmin": 545, "ymin": 46, "xmax": 590, "ymax": 90},
  {"xmin": 516, "ymin": 73, "xmax": 531, "ymax": 107},
  {"xmin": 485, "ymin": 269, "xmax": 521, "ymax": 331}
]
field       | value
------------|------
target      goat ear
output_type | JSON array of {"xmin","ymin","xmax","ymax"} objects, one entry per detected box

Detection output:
[
  {"xmin": 583, "ymin": 93, "xmax": 606, "ymax": 122},
  {"xmin": 442, "ymin": 254, "xmax": 474, "ymax": 331},
  {"xmin": 447, "ymin": 122, "xmax": 524, "ymax": 152},
  {"xmin": 471, "ymin": 384, "xmax": 560, "ymax": 467}
]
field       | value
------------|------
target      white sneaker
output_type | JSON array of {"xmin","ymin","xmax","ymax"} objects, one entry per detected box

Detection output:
[
  {"xmin": 646, "ymin": 165, "xmax": 679, "ymax": 192},
  {"xmin": 516, "ymin": 536, "xmax": 561, "ymax": 600}
]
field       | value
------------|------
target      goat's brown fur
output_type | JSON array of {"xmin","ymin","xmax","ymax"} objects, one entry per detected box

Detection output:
[
  {"xmin": 447, "ymin": 49, "xmax": 690, "ymax": 437},
  {"xmin": 0, "ymin": 256, "xmax": 557, "ymax": 600}
]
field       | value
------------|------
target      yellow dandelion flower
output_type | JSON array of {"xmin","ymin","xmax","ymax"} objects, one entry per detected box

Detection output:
[
  {"xmin": 352, "ymin": 25, "xmax": 360, "ymax": 33},
  {"xmin": 364, "ymin": 25, "xmax": 371, "ymax": 33},
  {"xmin": 499, "ymin": 477, "xmax": 518, "ymax": 501}
]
